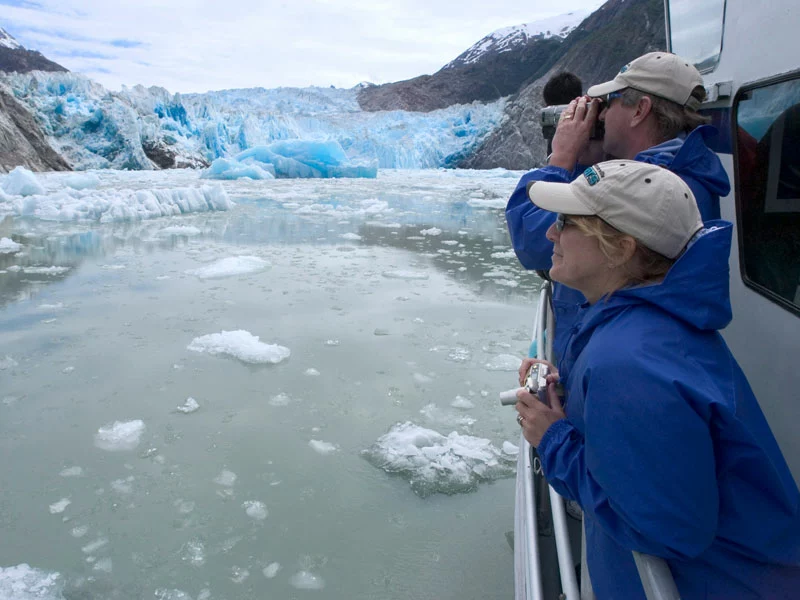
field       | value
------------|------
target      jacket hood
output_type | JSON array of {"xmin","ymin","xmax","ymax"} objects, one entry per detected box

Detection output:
[
  {"xmin": 636, "ymin": 125, "xmax": 731, "ymax": 198},
  {"xmin": 590, "ymin": 220, "xmax": 733, "ymax": 332}
]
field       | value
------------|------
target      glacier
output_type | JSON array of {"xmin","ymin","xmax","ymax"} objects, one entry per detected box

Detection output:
[{"xmin": 2, "ymin": 71, "xmax": 505, "ymax": 174}]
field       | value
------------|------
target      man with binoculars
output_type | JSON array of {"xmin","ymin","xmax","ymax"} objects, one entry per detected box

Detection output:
[{"xmin": 506, "ymin": 52, "xmax": 731, "ymax": 361}]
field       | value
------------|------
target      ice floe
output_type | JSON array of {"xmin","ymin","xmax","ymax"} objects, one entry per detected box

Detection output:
[
  {"xmin": 243, "ymin": 500, "xmax": 268, "ymax": 520},
  {"xmin": 309, "ymin": 440, "xmax": 339, "ymax": 455},
  {"xmin": 94, "ymin": 420, "xmax": 145, "ymax": 451},
  {"xmin": 381, "ymin": 270, "xmax": 429, "ymax": 280},
  {"xmin": 1, "ymin": 184, "xmax": 231, "ymax": 222},
  {"xmin": 363, "ymin": 422, "xmax": 515, "ymax": 497},
  {"xmin": 485, "ymin": 354, "xmax": 523, "ymax": 371},
  {"xmin": 176, "ymin": 397, "xmax": 200, "ymax": 413},
  {"xmin": 48, "ymin": 498, "xmax": 71, "ymax": 514},
  {"xmin": 214, "ymin": 470, "xmax": 237, "ymax": 487},
  {"xmin": 262, "ymin": 562, "xmax": 281, "ymax": 578},
  {"xmin": 0, "ymin": 564, "xmax": 63, "ymax": 600},
  {"xmin": 0, "ymin": 237, "xmax": 22, "ymax": 254},
  {"xmin": 1, "ymin": 167, "xmax": 45, "ymax": 196},
  {"xmin": 185, "ymin": 256, "xmax": 269, "ymax": 279},
  {"xmin": 290, "ymin": 571, "xmax": 325, "ymax": 590},
  {"xmin": 59, "ymin": 466, "xmax": 83, "ymax": 477},
  {"xmin": 187, "ymin": 330, "xmax": 290, "ymax": 365}
]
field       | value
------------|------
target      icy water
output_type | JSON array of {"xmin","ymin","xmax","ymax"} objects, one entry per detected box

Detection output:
[{"xmin": 0, "ymin": 169, "xmax": 542, "ymax": 600}]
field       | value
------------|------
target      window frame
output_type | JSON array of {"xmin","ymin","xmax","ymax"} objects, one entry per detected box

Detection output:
[
  {"xmin": 665, "ymin": 0, "xmax": 727, "ymax": 75},
  {"xmin": 732, "ymin": 70, "xmax": 800, "ymax": 317}
]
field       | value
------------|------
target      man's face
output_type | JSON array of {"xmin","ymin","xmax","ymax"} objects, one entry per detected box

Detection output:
[{"xmin": 598, "ymin": 91, "xmax": 635, "ymax": 159}]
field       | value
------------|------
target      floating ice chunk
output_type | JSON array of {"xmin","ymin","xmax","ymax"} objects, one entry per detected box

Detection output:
[
  {"xmin": 81, "ymin": 537, "xmax": 108, "ymax": 554},
  {"xmin": 450, "ymin": 396, "xmax": 475, "ymax": 410},
  {"xmin": 305, "ymin": 368, "xmax": 320, "ymax": 377},
  {"xmin": 324, "ymin": 339, "xmax": 339, "ymax": 346},
  {"xmin": 381, "ymin": 270, "xmax": 429, "ymax": 280},
  {"xmin": 467, "ymin": 197, "xmax": 506, "ymax": 209},
  {"xmin": 340, "ymin": 233, "xmax": 361, "ymax": 240},
  {"xmin": 94, "ymin": 420, "xmax": 145, "ymax": 451},
  {"xmin": 496, "ymin": 279, "xmax": 520, "ymax": 288},
  {"xmin": 188, "ymin": 330, "xmax": 290, "ymax": 365},
  {"xmin": 502, "ymin": 441, "xmax": 520, "ymax": 455},
  {"xmin": 71, "ymin": 525, "xmax": 89, "ymax": 538},
  {"xmin": 289, "ymin": 571, "xmax": 325, "ymax": 590},
  {"xmin": 491, "ymin": 250, "xmax": 516, "ymax": 259},
  {"xmin": 49, "ymin": 498, "xmax": 71, "ymax": 514},
  {"xmin": 174, "ymin": 499, "xmax": 195, "ymax": 514},
  {"xmin": 60, "ymin": 466, "xmax": 83, "ymax": 478},
  {"xmin": 1, "ymin": 166, "xmax": 45, "ymax": 196},
  {"xmin": 236, "ymin": 140, "xmax": 377, "ymax": 179},
  {"xmin": 186, "ymin": 256, "xmax": 269, "ymax": 279},
  {"xmin": 181, "ymin": 539, "xmax": 205, "ymax": 566},
  {"xmin": 157, "ymin": 225, "xmax": 202, "ymax": 237},
  {"xmin": 155, "ymin": 589, "xmax": 193, "ymax": 600},
  {"xmin": 93, "ymin": 558, "xmax": 112, "ymax": 573},
  {"xmin": 0, "ymin": 237, "xmax": 22, "ymax": 254},
  {"xmin": 39, "ymin": 303, "xmax": 64, "ymax": 310},
  {"xmin": 10, "ymin": 184, "xmax": 231, "ymax": 223},
  {"xmin": 363, "ymin": 422, "xmax": 515, "ymax": 497},
  {"xmin": 485, "ymin": 354, "xmax": 523, "ymax": 371},
  {"xmin": 64, "ymin": 173, "xmax": 101, "ymax": 190},
  {"xmin": 243, "ymin": 500, "xmax": 268, "ymax": 520},
  {"xmin": 230, "ymin": 566, "xmax": 250, "ymax": 583},
  {"xmin": 111, "ymin": 476, "xmax": 134, "ymax": 494},
  {"xmin": 0, "ymin": 564, "xmax": 62, "ymax": 599},
  {"xmin": 201, "ymin": 157, "xmax": 276, "ymax": 180},
  {"xmin": 15, "ymin": 266, "xmax": 70, "ymax": 275},
  {"xmin": 214, "ymin": 470, "xmax": 237, "ymax": 487},
  {"xmin": 309, "ymin": 440, "xmax": 339, "ymax": 455},
  {"xmin": 420, "ymin": 227, "xmax": 442, "ymax": 236},
  {"xmin": 413, "ymin": 373, "xmax": 433, "ymax": 383},
  {"xmin": 269, "ymin": 392, "xmax": 293, "ymax": 406},
  {"xmin": 176, "ymin": 397, "xmax": 200, "ymax": 414},
  {"xmin": 262, "ymin": 562, "xmax": 281, "ymax": 578},
  {"xmin": 0, "ymin": 355, "xmax": 18, "ymax": 370}
]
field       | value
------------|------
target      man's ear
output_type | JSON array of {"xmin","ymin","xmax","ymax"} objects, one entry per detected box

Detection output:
[{"xmin": 629, "ymin": 96, "xmax": 653, "ymax": 128}]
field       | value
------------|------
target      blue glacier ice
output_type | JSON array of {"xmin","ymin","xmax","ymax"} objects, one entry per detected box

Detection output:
[
  {"xmin": 1, "ymin": 72, "xmax": 506, "ymax": 176},
  {"xmin": 200, "ymin": 157, "xmax": 275, "ymax": 180}
]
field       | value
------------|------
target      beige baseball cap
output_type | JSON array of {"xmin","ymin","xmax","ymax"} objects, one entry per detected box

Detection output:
[
  {"xmin": 526, "ymin": 160, "xmax": 703, "ymax": 259},
  {"xmin": 587, "ymin": 52, "xmax": 704, "ymax": 110}
]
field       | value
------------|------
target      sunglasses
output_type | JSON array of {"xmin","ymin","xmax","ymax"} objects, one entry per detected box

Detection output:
[
  {"xmin": 556, "ymin": 214, "xmax": 576, "ymax": 232},
  {"xmin": 603, "ymin": 91, "xmax": 624, "ymax": 104}
]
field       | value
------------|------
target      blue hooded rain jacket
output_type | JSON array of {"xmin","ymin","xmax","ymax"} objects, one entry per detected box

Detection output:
[
  {"xmin": 505, "ymin": 126, "xmax": 731, "ymax": 360},
  {"xmin": 537, "ymin": 222, "xmax": 800, "ymax": 599}
]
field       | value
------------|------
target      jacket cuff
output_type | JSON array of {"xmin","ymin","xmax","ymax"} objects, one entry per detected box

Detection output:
[{"xmin": 537, "ymin": 418, "xmax": 574, "ymax": 457}]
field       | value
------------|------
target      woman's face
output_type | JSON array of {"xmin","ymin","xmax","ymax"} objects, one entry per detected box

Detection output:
[{"xmin": 546, "ymin": 215, "xmax": 616, "ymax": 303}]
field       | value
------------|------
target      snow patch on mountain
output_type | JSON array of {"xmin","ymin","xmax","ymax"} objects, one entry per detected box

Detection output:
[{"xmin": 0, "ymin": 28, "xmax": 22, "ymax": 51}]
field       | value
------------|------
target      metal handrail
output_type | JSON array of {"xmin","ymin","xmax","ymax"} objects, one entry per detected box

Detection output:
[{"xmin": 516, "ymin": 280, "xmax": 680, "ymax": 600}]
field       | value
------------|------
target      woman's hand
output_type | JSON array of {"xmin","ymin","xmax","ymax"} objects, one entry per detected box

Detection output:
[
  {"xmin": 518, "ymin": 358, "xmax": 558, "ymax": 386},
  {"xmin": 515, "ymin": 378, "xmax": 566, "ymax": 447}
]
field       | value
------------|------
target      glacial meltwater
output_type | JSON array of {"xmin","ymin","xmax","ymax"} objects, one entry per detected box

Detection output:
[{"xmin": 0, "ymin": 168, "xmax": 542, "ymax": 600}]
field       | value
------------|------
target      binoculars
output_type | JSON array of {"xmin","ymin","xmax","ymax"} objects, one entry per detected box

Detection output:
[{"xmin": 541, "ymin": 104, "xmax": 605, "ymax": 142}]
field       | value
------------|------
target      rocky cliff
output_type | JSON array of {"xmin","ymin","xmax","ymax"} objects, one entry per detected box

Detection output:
[{"xmin": 0, "ymin": 27, "xmax": 71, "ymax": 173}]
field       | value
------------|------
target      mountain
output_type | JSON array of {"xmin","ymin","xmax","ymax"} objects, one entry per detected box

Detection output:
[
  {"xmin": 0, "ymin": 28, "xmax": 70, "ymax": 173},
  {"xmin": 459, "ymin": 0, "xmax": 666, "ymax": 170},
  {"xmin": 0, "ymin": 27, "xmax": 68, "ymax": 74},
  {"xmin": 357, "ymin": 7, "xmax": 597, "ymax": 113}
]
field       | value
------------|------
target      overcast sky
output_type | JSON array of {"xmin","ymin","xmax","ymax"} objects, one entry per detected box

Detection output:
[{"xmin": 1, "ymin": 0, "xmax": 603, "ymax": 94}]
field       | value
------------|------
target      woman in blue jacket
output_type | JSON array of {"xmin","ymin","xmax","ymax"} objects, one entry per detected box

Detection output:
[{"xmin": 515, "ymin": 160, "xmax": 800, "ymax": 599}]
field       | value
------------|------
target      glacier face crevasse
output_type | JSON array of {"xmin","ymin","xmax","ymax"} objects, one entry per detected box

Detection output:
[{"xmin": 2, "ymin": 72, "xmax": 506, "ymax": 172}]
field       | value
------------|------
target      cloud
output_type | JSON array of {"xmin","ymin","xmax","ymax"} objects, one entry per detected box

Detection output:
[{"xmin": 1, "ymin": 0, "xmax": 605, "ymax": 93}]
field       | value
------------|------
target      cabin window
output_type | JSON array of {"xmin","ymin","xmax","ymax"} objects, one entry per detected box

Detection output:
[
  {"xmin": 734, "ymin": 76, "xmax": 800, "ymax": 314},
  {"xmin": 667, "ymin": 0, "xmax": 726, "ymax": 73}
]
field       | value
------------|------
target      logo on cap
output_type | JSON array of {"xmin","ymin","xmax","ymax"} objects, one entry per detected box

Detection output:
[
  {"xmin": 583, "ymin": 166, "xmax": 602, "ymax": 186},
  {"xmin": 619, "ymin": 63, "xmax": 630, "ymax": 74}
]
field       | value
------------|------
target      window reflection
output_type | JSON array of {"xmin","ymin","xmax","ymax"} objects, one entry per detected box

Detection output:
[
  {"xmin": 669, "ymin": 0, "xmax": 726, "ymax": 73},
  {"xmin": 736, "ymin": 77, "xmax": 800, "ymax": 311}
]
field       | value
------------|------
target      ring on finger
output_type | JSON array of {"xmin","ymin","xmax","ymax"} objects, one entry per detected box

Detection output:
[{"xmin": 516, "ymin": 414, "xmax": 524, "ymax": 426}]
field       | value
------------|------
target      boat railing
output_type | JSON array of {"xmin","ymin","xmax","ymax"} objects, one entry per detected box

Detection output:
[{"xmin": 516, "ymin": 280, "xmax": 681, "ymax": 600}]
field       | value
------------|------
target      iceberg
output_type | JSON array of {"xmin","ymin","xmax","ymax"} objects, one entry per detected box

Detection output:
[
  {"xmin": 200, "ymin": 157, "xmax": 275, "ymax": 180},
  {"xmin": 234, "ymin": 140, "xmax": 377, "ymax": 179},
  {"xmin": 1, "ymin": 166, "xmax": 45, "ymax": 196}
]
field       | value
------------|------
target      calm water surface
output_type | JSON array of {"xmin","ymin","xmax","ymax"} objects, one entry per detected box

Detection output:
[{"xmin": 0, "ymin": 169, "xmax": 542, "ymax": 600}]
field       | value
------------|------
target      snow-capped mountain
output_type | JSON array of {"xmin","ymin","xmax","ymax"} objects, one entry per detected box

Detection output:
[
  {"xmin": 0, "ymin": 27, "xmax": 22, "ymax": 50},
  {"xmin": 444, "ymin": 6, "xmax": 603, "ymax": 70},
  {"xmin": 0, "ymin": 26, "xmax": 68, "ymax": 74}
]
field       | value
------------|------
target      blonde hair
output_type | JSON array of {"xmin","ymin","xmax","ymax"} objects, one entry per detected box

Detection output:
[{"xmin": 569, "ymin": 215, "xmax": 675, "ymax": 293}]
